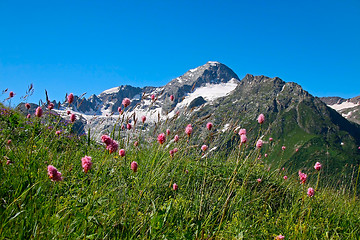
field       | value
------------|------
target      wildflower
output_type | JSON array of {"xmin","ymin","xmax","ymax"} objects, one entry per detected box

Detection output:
[
  {"xmin": 25, "ymin": 103, "xmax": 31, "ymax": 109},
  {"xmin": 81, "ymin": 156, "xmax": 93, "ymax": 173},
  {"xmin": 170, "ymin": 95, "xmax": 174, "ymax": 101},
  {"xmin": 151, "ymin": 94, "xmax": 155, "ymax": 101},
  {"xmin": 173, "ymin": 183, "xmax": 178, "ymax": 191},
  {"xmin": 269, "ymin": 137, "xmax": 273, "ymax": 142},
  {"xmin": 67, "ymin": 110, "xmax": 71, "ymax": 115},
  {"xmin": 173, "ymin": 147, "xmax": 178, "ymax": 153},
  {"xmin": 131, "ymin": 161, "xmax": 138, "ymax": 172},
  {"xmin": 70, "ymin": 113, "xmax": 76, "ymax": 123},
  {"xmin": 7, "ymin": 139, "xmax": 11, "ymax": 145},
  {"xmin": 101, "ymin": 135, "xmax": 112, "ymax": 145},
  {"xmin": 282, "ymin": 146, "xmax": 286, "ymax": 151},
  {"xmin": 298, "ymin": 171, "xmax": 307, "ymax": 184},
  {"xmin": 134, "ymin": 141, "xmax": 139, "ymax": 147},
  {"xmin": 275, "ymin": 235, "xmax": 285, "ymax": 240},
  {"xmin": 47, "ymin": 165, "xmax": 63, "ymax": 182},
  {"xmin": 283, "ymin": 176, "xmax": 288, "ymax": 180},
  {"xmin": 257, "ymin": 113, "xmax": 265, "ymax": 124},
  {"xmin": 201, "ymin": 145, "xmax": 208, "ymax": 151},
  {"xmin": 118, "ymin": 107, "xmax": 122, "ymax": 113},
  {"xmin": 122, "ymin": 98, "xmax": 131, "ymax": 108},
  {"xmin": 257, "ymin": 178, "xmax": 262, "ymax": 183},
  {"xmin": 307, "ymin": 187, "xmax": 315, "ymax": 197},
  {"xmin": 35, "ymin": 107, "xmax": 43, "ymax": 117},
  {"xmin": 169, "ymin": 150, "xmax": 174, "ymax": 157},
  {"xmin": 67, "ymin": 93, "xmax": 74, "ymax": 104},
  {"xmin": 296, "ymin": 148, "xmax": 299, "ymax": 152},
  {"xmin": 185, "ymin": 169, "xmax": 189, "ymax": 174},
  {"xmin": 174, "ymin": 135, "xmax": 179, "ymax": 142},
  {"xmin": 55, "ymin": 130, "xmax": 61, "ymax": 136},
  {"xmin": 107, "ymin": 141, "xmax": 118, "ymax": 153},
  {"xmin": 6, "ymin": 160, "xmax": 12, "ymax": 165},
  {"xmin": 48, "ymin": 103, "xmax": 54, "ymax": 110},
  {"xmin": 240, "ymin": 135, "xmax": 247, "ymax": 144},
  {"xmin": 265, "ymin": 153, "xmax": 268, "ymax": 157},
  {"xmin": 9, "ymin": 91, "xmax": 14, "ymax": 98},
  {"xmin": 256, "ymin": 140, "xmax": 263, "ymax": 148},
  {"xmin": 141, "ymin": 116, "xmax": 146, "ymax": 123},
  {"xmin": 27, "ymin": 114, "xmax": 31, "ymax": 119},
  {"xmin": 127, "ymin": 123, "xmax": 132, "ymax": 130},
  {"xmin": 314, "ymin": 162, "xmax": 322, "ymax": 171},
  {"xmin": 157, "ymin": 133, "xmax": 166, "ymax": 144},
  {"xmin": 119, "ymin": 149, "xmax": 126, "ymax": 157},
  {"xmin": 185, "ymin": 124, "xmax": 193, "ymax": 137},
  {"xmin": 206, "ymin": 122, "xmax": 213, "ymax": 130},
  {"xmin": 238, "ymin": 128, "xmax": 246, "ymax": 135}
]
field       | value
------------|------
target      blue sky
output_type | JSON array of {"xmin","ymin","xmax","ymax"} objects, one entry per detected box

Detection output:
[{"xmin": 1, "ymin": 0, "xmax": 359, "ymax": 105}]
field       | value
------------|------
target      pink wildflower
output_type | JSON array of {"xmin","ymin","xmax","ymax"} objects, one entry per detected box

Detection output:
[
  {"xmin": 6, "ymin": 160, "xmax": 12, "ymax": 165},
  {"xmin": 122, "ymin": 98, "xmax": 131, "ymax": 108},
  {"xmin": 25, "ymin": 103, "xmax": 31, "ymax": 109},
  {"xmin": 185, "ymin": 124, "xmax": 193, "ymax": 137},
  {"xmin": 314, "ymin": 162, "xmax": 322, "ymax": 171},
  {"xmin": 47, "ymin": 165, "xmax": 63, "ymax": 182},
  {"xmin": 169, "ymin": 150, "xmax": 174, "ymax": 157},
  {"xmin": 283, "ymin": 176, "xmax": 288, "ymax": 180},
  {"xmin": 201, "ymin": 145, "xmax": 208, "ymax": 151},
  {"xmin": 256, "ymin": 140, "xmax": 263, "ymax": 148},
  {"xmin": 81, "ymin": 156, "xmax": 93, "ymax": 173},
  {"xmin": 106, "ymin": 141, "xmax": 118, "ymax": 153},
  {"xmin": 70, "ymin": 113, "xmax": 76, "ymax": 123},
  {"xmin": 101, "ymin": 135, "xmax": 112, "ymax": 145},
  {"xmin": 238, "ymin": 128, "xmax": 246, "ymax": 136},
  {"xmin": 269, "ymin": 137, "xmax": 273, "ymax": 142},
  {"xmin": 7, "ymin": 139, "xmax": 11, "ymax": 145},
  {"xmin": 9, "ymin": 91, "xmax": 14, "ymax": 98},
  {"xmin": 257, "ymin": 178, "xmax": 262, "ymax": 183},
  {"xmin": 174, "ymin": 135, "xmax": 179, "ymax": 142},
  {"xmin": 170, "ymin": 95, "xmax": 174, "ymax": 101},
  {"xmin": 35, "ymin": 107, "xmax": 43, "ymax": 117},
  {"xmin": 118, "ymin": 107, "xmax": 122, "ymax": 113},
  {"xmin": 240, "ymin": 134, "xmax": 247, "ymax": 144},
  {"xmin": 282, "ymin": 146, "xmax": 286, "ymax": 151},
  {"xmin": 275, "ymin": 235, "xmax": 285, "ymax": 240},
  {"xmin": 157, "ymin": 133, "xmax": 166, "ymax": 144},
  {"xmin": 67, "ymin": 110, "xmax": 71, "ymax": 115},
  {"xmin": 298, "ymin": 171, "xmax": 307, "ymax": 184},
  {"xmin": 265, "ymin": 153, "xmax": 268, "ymax": 157},
  {"xmin": 206, "ymin": 122, "xmax": 213, "ymax": 130},
  {"xmin": 296, "ymin": 148, "xmax": 299, "ymax": 152},
  {"xmin": 48, "ymin": 103, "xmax": 54, "ymax": 110},
  {"xmin": 55, "ymin": 130, "xmax": 61, "ymax": 136},
  {"xmin": 151, "ymin": 94, "xmax": 155, "ymax": 101},
  {"xmin": 131, "ymin": 161, "xmax": 138, "ymax": 172},
  {"xmin": 166, "ymin": 129, "xmax": 171, "ymax": 135},
  {"xmin": 134, "ymin": 141, "xmax": 139, "ymax": 147},
  {"xmin": 119, "ymin": 149, "xmax": 126, "ymax": 157},
  {"xmin": 173, "ymin": 183, "xmax": 178, "ymax": 191},
  {"xmin": 127, "ymin": 123, "xmax": 132, "ymax": 130},
  {"xmin": 307, "ymin": 187, "xmax": 315, "ymax": 197},
  {"xmin": 27, "ymin": 114, "xmax": 31, "ymax": 119},
  {"xmin": 173, "ymin": 147, "xmax": 178, "ymax": 153},
  {"xmin": 257, "ymin": 113, "xmax": 265, "ymax": 124},
  {"xmin": 141, "ymin": 116, "xmax": 146, "ymax": 123},
  {"xmin": 67, "ymin": 93, "xmax": 74, "ymax": 104}
]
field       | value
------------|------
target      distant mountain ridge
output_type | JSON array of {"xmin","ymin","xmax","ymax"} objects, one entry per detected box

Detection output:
[{"xmin": 320, "ymin": 96, "xmax": 360, "ymax": 125}]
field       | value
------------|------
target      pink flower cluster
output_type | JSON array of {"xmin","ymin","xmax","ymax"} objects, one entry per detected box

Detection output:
[
  {"xmin": 157, "ymin": 133, "xmax": 166, "ymax": 144},
  {"xmin": 185, "ymin": 124, "xmax": 193, "ymax": 137},
  {"xmin": 81, "ymin": 156, "xmax": 93, "ymax": 173},
  {"xmin": 101, "ymin": 135, "xmax": 119, "ymax": 153},
  {"xmin": 131, "ymin": 161, "xmax": 138, "ymax": 172},
  {"xmin": 206, "ymin": 122, "xmax": 213, "ymax": 130},
  {"xmin": 67, "ymin": 93, "xmax": 74, "ymax": 104},
  {"xmin": 257, "ymin": 113, "xmax": 265, "ymax": 124},
  {"xmin": 201, "ymin": 145, "xmax": 208, "ymax": 151},
  {"xmin": 256, "ymin": 140, "xmax": 263, "ymax": 148},
  {"xmin": 307, "ymin": 187, "xmax": 315, "ymax": 197},
  {"xmin": 47, "ymin": 165, "xmax": 63, "ymax": 182},
  {"xmin": 238, "ymin": 128, "xmax": 247, "ymax": 144},
  {"xmin": 314, "ymin": 162, "xmax": 322, "ymax": 171},
  {"xmin": 35, "ymin": 107, "xmax": 43, "ymax": 117},
  {"xmin": 122, "ymin": 98, "xmax": 131, "ymax": 108},
  {"xmin": 119, "ymin": 149, "xmax": 126, "ymax": 157},
  {"xmin": 298, "ymin": 171, "xmax": 307, "ymax": 184}
]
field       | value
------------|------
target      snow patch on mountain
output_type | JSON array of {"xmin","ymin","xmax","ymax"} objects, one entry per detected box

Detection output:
[
  {"xmin": 328, "ymin": 102, "xmax": 358, "ymax": 111},
  {"xmin": 100, "ymin": 87, "xmax": 120, "ymax": 95}
]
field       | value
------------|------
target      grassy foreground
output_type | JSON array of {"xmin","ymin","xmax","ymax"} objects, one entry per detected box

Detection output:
[{"xmin": 1, "ymin": 103, "xmax": 360, "ymax": 239}]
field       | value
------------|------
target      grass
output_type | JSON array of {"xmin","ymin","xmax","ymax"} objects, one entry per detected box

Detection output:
[{"xmin": 1, "ymin": 102, "xmax": 360, "ymax": 239}]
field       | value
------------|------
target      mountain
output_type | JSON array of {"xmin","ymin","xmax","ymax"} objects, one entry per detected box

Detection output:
[
  {"xmin": 19, "ymin": 61, "xmax": 360, "ymax": 183},
  {"xmin": 320, "ymin": 96, "xmax": 360, "ymax": 125}
]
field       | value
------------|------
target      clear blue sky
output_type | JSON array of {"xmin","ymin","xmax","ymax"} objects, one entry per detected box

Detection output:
[{"xmin": 1, "ymin": 0, "xmax": 359, "ymax": 105}]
